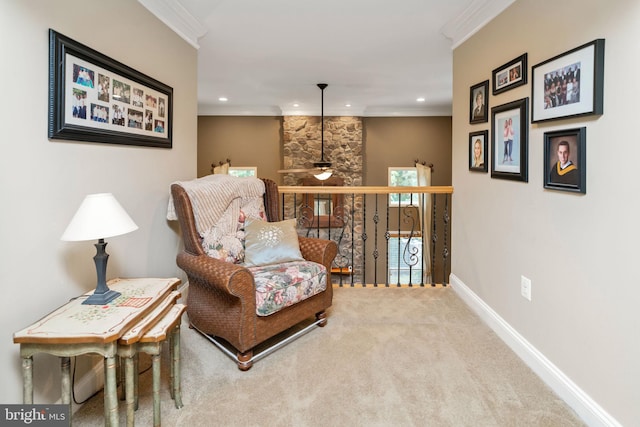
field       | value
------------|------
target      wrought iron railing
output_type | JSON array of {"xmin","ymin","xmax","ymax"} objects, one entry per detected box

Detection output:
[{"xmin": 278, "ymin": 186, "xmax": 453, "ymax": 287}]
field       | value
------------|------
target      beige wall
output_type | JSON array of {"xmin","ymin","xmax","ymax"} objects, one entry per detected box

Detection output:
[
  {"xmin": 0, "ymin": 0, "xmax": 197, "ymax": 404},
  {"xmin": 197, "ymin": 116, "xmax": 452, "ymax": 185},
  {"xmin": 452, "ymin": 0, "xmax": 640, "ymax": 424},
  {"xmin": 363, "ymin": 117, "xmax": 452, "ymax": 186},
  {"xmin": 197, "ymin": 116, "xmax": 283, "ymax": 182}
]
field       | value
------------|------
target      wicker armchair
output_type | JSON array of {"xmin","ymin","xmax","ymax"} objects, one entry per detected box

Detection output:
[{"xmin": 171, "ymin": 178, "xmax": 337, "ymax": 370}]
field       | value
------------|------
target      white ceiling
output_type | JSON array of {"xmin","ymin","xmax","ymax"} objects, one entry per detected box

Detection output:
[{"xmin": 139, "ymin": 0, "xmax": 514, "ymax": 116}]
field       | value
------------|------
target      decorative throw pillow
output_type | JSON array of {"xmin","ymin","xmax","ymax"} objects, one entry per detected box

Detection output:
[
  {"xmin": 243, "ymin": 218, "xmax": 304, "ymax": 267},
  {"xmin": 201, "ymin": 203, "xmax": 267, "ymax": 264}
]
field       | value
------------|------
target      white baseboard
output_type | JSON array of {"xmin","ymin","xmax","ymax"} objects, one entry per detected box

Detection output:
[{"xmin": 449, "ymin": 273, "xmax": 621, "ymax": 427}]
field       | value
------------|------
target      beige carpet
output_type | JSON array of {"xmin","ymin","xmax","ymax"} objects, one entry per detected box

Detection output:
[{"xmin": 73, "ymin": 287, "xmax": 584, "ymax": 426}]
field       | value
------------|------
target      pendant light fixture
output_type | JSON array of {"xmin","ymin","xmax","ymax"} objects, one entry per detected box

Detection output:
[
  {"xmin": 313, "ymin": 83, "xmax": 332, "ymax": 180},
  {"xmin": 277, "ymin": 83, "xmax": 333, "ymax": 180}
]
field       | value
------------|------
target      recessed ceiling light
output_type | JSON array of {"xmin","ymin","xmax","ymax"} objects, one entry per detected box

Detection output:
[
  {"xmin": 416, "ymin": 97, "xmax": 425, "ymax": 102},
  {"xmin": 293, "ymin": 103, "xmax": 300, "ymax": 107},
  {"xmin": 218, "ymin": 97, "xmax": 228, "ymax": 102},
  {"xmin": 345, "ymin": 104, "xmax": 351, "ymax": 107}
]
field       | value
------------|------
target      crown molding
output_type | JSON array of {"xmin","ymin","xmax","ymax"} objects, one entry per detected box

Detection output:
[
  {"xmin": 198, "ymin": 104, "xmax": 284, "ymax": 117},
  {"xmin": 362, "ymin": 105, "xmax": 452, "ymax": 117},
  {"xmin": 440, "ymin": 0, "xmax": 516, "ymax": 49},
  {"xmin": 138, "ymin": 0, "xmax": 208, "ymax": 49}
]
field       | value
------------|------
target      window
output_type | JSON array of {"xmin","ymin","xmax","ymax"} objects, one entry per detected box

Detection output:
[
  {"xmin": 388, "ymin": 167, "xmax": 419, "ymax": 206},
  {"xmin": 228, "ymin": 167, "xmax": 257, "ymax": 178},
  {"xmin": 388, "ymin": 233, "xmax": 423, "ymax": 284}
]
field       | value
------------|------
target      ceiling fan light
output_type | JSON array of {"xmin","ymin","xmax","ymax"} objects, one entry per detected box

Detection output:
[
  {"xmin": 314, "ymin": 170, "xmax": 333, "ymax": 181},
  {"xmin": 313, "ymin": 161, "xmax": 332, "ymax": 169}
]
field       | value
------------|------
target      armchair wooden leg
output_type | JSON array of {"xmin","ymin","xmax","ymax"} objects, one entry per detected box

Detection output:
[
  {"xmin": 237, "ymin": 351, "xmax": 253, "ymax": 371},
  {"xmin": 316, "ymin": 311, "xmax": 327, "ymax": 327}
]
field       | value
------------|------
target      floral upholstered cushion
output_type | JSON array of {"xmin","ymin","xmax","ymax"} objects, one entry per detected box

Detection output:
[
  {"xmin": 202, "ymin": 207, "xmax": 266, "ymax": 264},
  {"xmin": 250, "ymin": 260, "xmax": 327, "ymax": 316}
]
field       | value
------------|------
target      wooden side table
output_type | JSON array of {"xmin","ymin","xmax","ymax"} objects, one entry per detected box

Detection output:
[
  {"xmin": 117, "ymin": 290, "xmax": 181, "ymax": 426},
  {"xmin": 138, "ymin": 303, "xmax": 187, "ymax": 427},
  {"xmin": 13, "ymin": 277, "xmax": 181, "ymax": 427}
]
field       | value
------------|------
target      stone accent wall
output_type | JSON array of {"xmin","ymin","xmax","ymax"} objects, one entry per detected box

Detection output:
[
  {"xmin": 282, "ymin": 116, "xmax": 363, "ymax": 186},
  {"xmin": 282, "ymin": 116, "xmax": 364, "ymax": 283}
]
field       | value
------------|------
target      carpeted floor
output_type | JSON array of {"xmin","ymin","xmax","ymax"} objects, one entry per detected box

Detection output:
[{"xmin": 72, "ymin": 286, "xmax": 585, "ymax": 426}]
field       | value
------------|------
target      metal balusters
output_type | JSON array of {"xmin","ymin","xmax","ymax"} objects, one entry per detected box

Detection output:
[
  {"xmin": 395, "ymin": 193, "xmax": 401, "ymax": 287},
  {"xmin": 442, "ymin": 194, "xmax": 450, "ymax": 286},
  {"xmin": 335, "ymin": 205, "xmax": 350, "ymax": 287},
  {"xmin": 298, "ymin": 194, "xmax": 314, "ymax": 236},
  {"xmin": 430, "ymin": 193, "xmax": 437, "ymax": 287},
  {"xmin": 315, "ymin": 192, "xmax": 320, "ymax": 238},
  {"xmin": 385, "ymin": 196, "xmax": 391, "ymax": 287},
  {"xmin": 401, "ymin": 203, "xmax": 419, "ymax": 287},
  {"xmin": 351, "ymin": 193, "xmax": 357, "ymax": 286},
  {"xmin": 372, "ymin": 194, "xmax": 379, "ymax": 287},
  {"xmin": 278, "ymin": 185, "xmax": 452, "ymax": 287},
  {"xmin": 420, "ymin": 192, "xmax": 426, "ymax": 287}
]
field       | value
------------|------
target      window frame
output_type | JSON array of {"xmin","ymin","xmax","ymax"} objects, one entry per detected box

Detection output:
[
  {"xmin": 228, "ymin": 166, "xmax": 257, "ymax": 178},
  {"xmin": 388, "ymin": 167, "xmax": 420, "ymax": 207}
]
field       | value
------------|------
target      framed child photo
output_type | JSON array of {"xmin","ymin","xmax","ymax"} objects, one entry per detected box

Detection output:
[
  {"xmin": 491, "ymin": 98, "xmax": 529, "ymax": 182},
  {"xmin": 543, "ymin": 127, "xmax": 586, "ymax": 194},
  {"xmin": 469, "ymin": 130, "xmax": 488, "ymax": 172},
  {"xmin": 470, "ymin": 80, "xmax": 489, "ymax": 124}
]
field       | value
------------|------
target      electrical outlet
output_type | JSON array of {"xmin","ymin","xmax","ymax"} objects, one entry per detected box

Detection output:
[{"xmin": 521, "ymin": 275, "xmax": 532, "ymax": 301}]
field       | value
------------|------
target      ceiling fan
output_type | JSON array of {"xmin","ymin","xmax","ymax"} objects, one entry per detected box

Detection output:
[{"xmin": 278, "ymin": 83, "xmax": 333, "ymax": 181}]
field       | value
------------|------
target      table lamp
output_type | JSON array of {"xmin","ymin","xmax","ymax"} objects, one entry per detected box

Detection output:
[{"xmin": 61, "ymin": 193, "xmax": 138, "ymax": 305}]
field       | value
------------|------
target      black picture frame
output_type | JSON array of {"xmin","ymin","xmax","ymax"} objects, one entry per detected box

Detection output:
[
  {"xmin": 469, "ymin": 130, "xmax": 488, "ymax": 172},
  {"xmin": 491, "ymin": 98, "xmax": 529, "ymax": 182},
  {"xmin": 492, "ymin": 53, "xmax": 528, "ymax": 96},
  {"xmin": 470, "ymin": 80, "xmax": 489, "ymax": 124},
  {"xmin": 543, "ymin": 127, "xmax": 586, "ymax": 194},
  {"xmin": 531, "ymin": 39, "xmax": 605, "ymax": 123},
  {"xmin": 48, "ymin": 29, "xmax": 173, "ymax": 148}
]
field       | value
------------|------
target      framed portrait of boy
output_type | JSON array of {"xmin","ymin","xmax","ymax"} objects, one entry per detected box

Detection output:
[
  {"xmin": 543, "ymin": 127, "xmax": 586, "ymax": 193},
  {"xmin": 469, "ymin": 80, "xmax": 489, "ymax": 124},
  {"xmin": 469, "ymin": 130, "xmax": 488, "ymax": 172}
]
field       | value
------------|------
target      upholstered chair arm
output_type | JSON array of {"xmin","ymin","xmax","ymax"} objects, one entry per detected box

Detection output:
[
  {"xmin": 176, "ymin": 252, "xmax": 256, "ymax": 298},
  {"xmin": 298, "ymin": 237, "xmax": 338, "ymax": 269}
]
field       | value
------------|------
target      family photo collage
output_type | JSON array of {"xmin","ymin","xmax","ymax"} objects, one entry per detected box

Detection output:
[
  {"xmin": 468, "ymin": 39, "xmax": 605, "ymax": 194},
  {"xmin": 49, "ymin": 29, "xmax": 173, "ymax": 149},
  {"xmin": 66, "ymin": 55, "xmax": 168, "ymax": 137}
]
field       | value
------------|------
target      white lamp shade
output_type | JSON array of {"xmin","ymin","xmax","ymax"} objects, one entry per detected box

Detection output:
[
  {"xmin": 61, "ymin": 193, "xmax": 138, "ymax": 241},
  {"xmin": 313, "ymin": 170, "xmax": 333, "ymax": 181}
]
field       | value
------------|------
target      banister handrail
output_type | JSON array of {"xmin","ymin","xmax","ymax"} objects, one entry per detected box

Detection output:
[{"xmin": 279, "ymin": 185, "xmax": 454, "ymax": 195}]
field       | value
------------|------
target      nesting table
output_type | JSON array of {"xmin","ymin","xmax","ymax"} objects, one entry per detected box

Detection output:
[{"xmin": 13, "ymin": 277, "xmax": 182, "ymax": 426}]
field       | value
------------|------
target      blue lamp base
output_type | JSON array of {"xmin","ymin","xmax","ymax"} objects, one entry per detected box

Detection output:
[
  {"xmin": 83, "ymin": 288, "xmax": 121, "ymax": 305},
  {"xmin": 82, "ymin": 239, "xmax": 121, "ymax": 305}
]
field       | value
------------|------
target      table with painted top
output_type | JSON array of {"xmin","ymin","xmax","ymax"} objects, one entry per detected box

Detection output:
[{"xmin": 13, "ymin": 277, "xmax": 181, "ymax": 426}]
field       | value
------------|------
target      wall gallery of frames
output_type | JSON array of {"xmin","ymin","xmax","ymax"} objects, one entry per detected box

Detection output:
[{"xmin": 467, "ymin": 38, "xmax": 605, "ymax": 195}]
